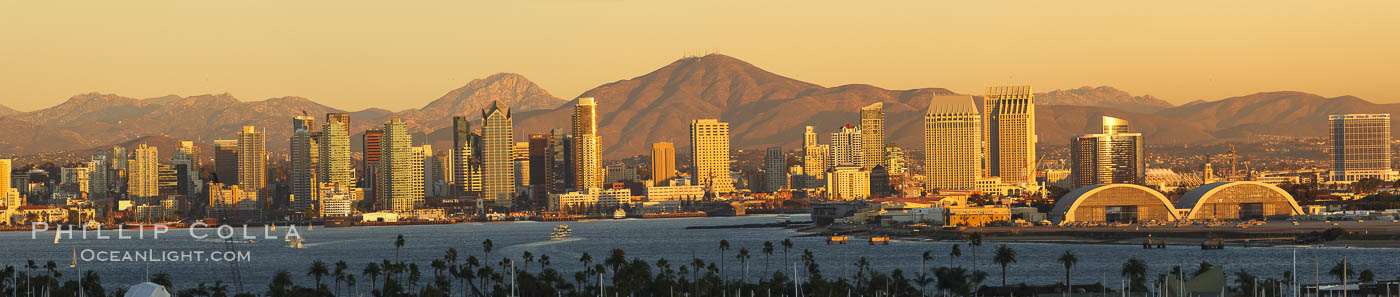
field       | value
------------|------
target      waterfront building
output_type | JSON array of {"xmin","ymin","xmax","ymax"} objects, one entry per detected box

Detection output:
[
  {"xmin": 422, "ymin": 146, "xmax": 440, "ymax": 197},
  {"xmin": 127, "ymin": 144, "xmax": 159, "ymax": 200},
  {"xmin": 86, "ymin": 156, "xmax": 109, "ymax": 200},
  {"xmin": 1049, "ymin": 184, "xmax": 1179, "ymax": 224},
  {"xmin": 60, "ymin": 166, "xmax": 91, "ymax": 197},
  {"xmin": 764, "ymin": 147, "xmax": 787, "ymax": 193},
  {"xmin": 1328, "ymin": 114, "xmax": 1392, "ymax": 182},
  {"xmin": 1175, "ymin": 181, "xmax": 1304, "ymax": 220},
  {"xmin": 213, "ymin": 140, "xmax": 238, "ymax": 185},
  {"xmin": 376, "ymin": 117, "xmax": 423, "ymax": 212},
  {"xmin": 546, "ymin": 129, "xmax": 574, "ymax": 194},
  {"xmin": 924, "ymin": 95, "xmax": 982, "ymax": 191},
  {"xmin": 690, "ymin": 119, "xmax": 735, "ymax": 194},
  {"xmin": 860, "ymin": 102, "xmax": 886, "ymax": 170},
  {"xmin": 513, "ymin": 142, "xmax": 530, "ymax": 192},
  {"xmin": 605, "ymin": 164, "xmax": 639, "ymax": 183},
  {"xmin": 983, "ymin": 85, "xmax": 1037, "ymax": 184},
  {"xmin": 0, "ymin": 159, "xmax": 19, "ymax": 208},
  {"xmin": 548, "ymin": 188, "xmax": 633, "ymax": 212},
  {"xmin": 528, "ymin": 134, "xmax": 550, "ymax": 192},
  {"xmin": 237, "ymin": 126, "xmax": 267, "ymax": 205},
  {"xmin": 573, "ymin": 97, "xmax": 604, "ymax": 191},
  {"xmin": 651, "ymin": 142, "xmax": 676, "ymax": 183},
  {"xmin": 1070, "ymin": 116, "xmax": 1145, "ymax": 188},
  {"xmin": 825, "ymin": 164, "xmax": 870, "ymax": 201},
  {"xmin": 290, "ymin": 116, "xmax": 319, "ymax": 213},
  {"xmin": 319, "ymin": 113, "xmax": 354, "ymax": 186},
  {"xmin": 481, "ymin": 101, "xmax": 515, "ymax": 208},
  {"xmin": 644, "ymin": 179, "xmax": 705, "ymax": 202},
  {"xmin": 362, "ymin": 128, "xmax": 384, "ymax": 202},
  {"xmin": 207, "ymin": 183, "xmax": 258, "ymax": 218},
  {"xmin": 829, "ymin": 124, "xmax": 863, "ymax": 168}
]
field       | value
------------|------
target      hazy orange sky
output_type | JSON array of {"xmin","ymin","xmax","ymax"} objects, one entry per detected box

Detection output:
[{"xmin": 2, "ymin": 1, "xmax": 1397, "ymax": 112}]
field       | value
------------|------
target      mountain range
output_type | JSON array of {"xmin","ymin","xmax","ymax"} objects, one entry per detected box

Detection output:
[{"xmin": 2, "ymin": 54, "xmax": 1392, "ymax": 163}]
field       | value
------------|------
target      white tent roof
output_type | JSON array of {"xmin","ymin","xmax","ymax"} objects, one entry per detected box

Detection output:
[{"xmin": 124, "ymin": 282, "xmax": 171, "ymax": 297}]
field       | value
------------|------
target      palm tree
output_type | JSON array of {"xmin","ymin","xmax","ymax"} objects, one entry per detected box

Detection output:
[
  {"xmin": 307, "ymin": 259, "xmax": 329, "ymax": 289},
  {"xmin": 968, "ymin": 233, "xmax": 983, "ymax": 273},
  {"xmin": 1121, "ymin": 258, "xmax": 1148, "ymax": 292},
  {"xmin": 482, "ymin": 239, "xmax": 495, "ymax": 268},
  {"xmin": 521, "ymin": 251, "xmax": 534, "ymax": 274},
  {"xmin": 781, "ymin": 238, "xmax": 793, "ymax": 267},
  {"xmin": 539, "ymin": 254, "xmax": 550, "ymax": 273},
  {"xmin": 363, "ymin": 261, "xmax": 382, "ymax": 292},
  {"xmin": 915, "ymin": 271, "xmax": 933, "ymax": 297},
  {"xmin": 949, "ymin": 244, "xmax": 962, "ymax": 266},
  {"xmin": 762, "ymin": 241, "xmax": 774, "ymax": 280},
  {"xmin": 333, "ymin": 260, "xmax": 348, "ymax": 296},
  {"xmin": 1057, "ymin": 250, "xmax": 1078, "ymax": 295},
  {"xmin": 993, "ymin": 244, "xmax": 1016, "ymax": 286},
  {"xmin": 1329, "ymin": 259, "xmax": 1354, "ymax": 283},
  {"xmin": 345, "ymin": 275, "xmax": 357, "ymax": 297},
  {"xmin": 578, "ymin": 252, "xmax": 593, "ymax": 289},
  {"xmin": 395, "ymin": 234, "xmax": 406, "ymax": 261},
  {"xmin": 719, "ymin": 239, "xmax": 730, "ymax": 284},
  {"xmin": 736, "ymin": 248, "xmax": 751, "ymax": 283},
  {"xmin": 922, "ymin": 250, "xmax": 933, "ymax": 274},
  {"xmin": 45, "ymin": 260, "xmax": 59, "ymax": 294}
]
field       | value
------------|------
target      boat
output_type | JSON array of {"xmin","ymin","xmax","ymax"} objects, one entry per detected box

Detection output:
[
  {"xmin": 70, "ymin": 248, "xmax": 76, "ymax": 268},
  {"xmin": 776, "ymin": 214, "xmax": 792, "ymax": 223},
  {"xmin": 288, "ymin": 237, "xmax": 304, "ymax": 249},
  {"xmin": 53, "ymin": 230, "xmax": 60, "ymax": 244},
  {"xmin": 83, "ymin": 220, "xmax": 102, "ymax": 230},
  {"xmin": 550, "ymin": 224, "xmax": 572, "ymax": 240},
  {"xmin": 613, "ymin": 209, "xmax": 627, "ymax": 219}
]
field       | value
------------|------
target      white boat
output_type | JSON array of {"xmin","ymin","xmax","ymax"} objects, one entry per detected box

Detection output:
[
  {"xmin": 776, "ymin": 214, "xmax": 792, "ymax": 223},
  {"xmin": 550, "ymin": 224, "xmax": 572, "ymax": 240},
  {"xmin": 288, "ymin": 237, "xmax": 305, "ymax": 249},
  {"xmin": 613, "ymin": 209, "xmax": 627, "ymax": 219}
]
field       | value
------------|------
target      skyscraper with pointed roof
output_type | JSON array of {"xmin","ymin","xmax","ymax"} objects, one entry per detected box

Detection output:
[{"xmin": 481, "ymin": 101, "xmax": 515, "ymax": 208}]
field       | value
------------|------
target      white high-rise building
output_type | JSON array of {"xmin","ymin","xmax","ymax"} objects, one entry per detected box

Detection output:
[
  {"xmin": 573, "ymin": 97, "xmax": 603, "ymax": 191},
  {"xmin": 690, "ymin": 119, "xmax": 735, "ymax": 194},
  {"xmin": 128, "ymin": 144, "xmax": 160, "ymax": 200},
  {"xmin": 377, "ymin": 117, "xmax": 423, "ymax": 212},
  {"xmin": 319, "ymin": 113, "xmax": 354, "ymax": 186},
  {"xmin": 237, "ymin": 126, "xmax": 267, "ymax": 205},
  {"xmin": 860, "ymin": 102, "xmax": 886, "ymax": 170},
  {"xmin": 830, "ymin": 124, "xmax": 863, "ymax": 168},
  {"xmin": 1329, "ymin": 114, "xmax": 1392, "ymax": 182},
  {"xmin": 1070, "ymin": 116, "xmax": 1145, "ymax": 188},
  {"xmin": 291, "ymin": 116, "xmax": 320, "ymax": 213}
]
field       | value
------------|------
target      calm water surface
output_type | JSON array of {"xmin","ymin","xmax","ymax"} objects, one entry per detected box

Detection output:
[{"xmin": 2, "ymin": 215, "xmax": 1395, "ymax": 291}]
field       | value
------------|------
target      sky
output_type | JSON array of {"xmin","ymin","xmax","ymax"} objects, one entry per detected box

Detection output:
[{"xmin": 2, "ymin": 0, "xmax": 1398, "ymax": 112}]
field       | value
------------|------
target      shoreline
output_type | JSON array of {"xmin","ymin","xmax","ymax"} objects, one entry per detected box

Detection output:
[{"xmin": 796, "ymin": 220, "xmax": 1400, "ymax": 249}]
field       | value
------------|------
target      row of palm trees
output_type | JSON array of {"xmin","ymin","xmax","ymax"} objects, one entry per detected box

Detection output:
[{"xmin": 3, "ymin": 233, "xmax": 1391, "ymax": 297}]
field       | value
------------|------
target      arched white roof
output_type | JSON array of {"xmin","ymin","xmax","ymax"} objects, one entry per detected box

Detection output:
[
  {"xmin": 1175, "ymin": 181, "xmax": 1304, "ymax": 220},
  {"xmin": 1050, "ymin": 184, "xmax": 1179, "ymax": 223}
]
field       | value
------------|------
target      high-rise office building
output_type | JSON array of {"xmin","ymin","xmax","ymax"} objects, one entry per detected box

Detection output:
[
  {"xmin": 128, "ymin": 144, "xmax": 160, "ymax": 200},
  {"xmin": 1070, "ymin": 116, "xmax": 1145, "ymax": 188},
  {"xmin": 214, "ymin": 140, "xmax": 238, "ymax": 185},
  {"xmin": 87, "ymin": 156, "xmax": 109, "ymax": 200},
  {"xmin": 376, "ymin": 117, "xmax": 422, "ymax": 212},
  {"xmin": 362, "ymin": 128, "xmax": 384, "ymax": 201},
  {"xmin": 803, "ymin": 126, "xmax": 818, "ymax": 148},
  {"xmin": 860, "ymin": 102, "xmax": 886, "ymax": 170},
  {"xmin": 291, "ymin": 116, "xmax": 319, "ymax": 212},
  {"xmin": 1329, "ymin": 114, "xmax": 1392, "ymax": 182},
  {"xmin": 528, "ymin": 134, "xmax": 550, "ymax": 189},
  {"xmin": 830, "ymin": 124, "xmax": 863, "ymax": 168},
  {"xmin": 451, "ymin": 117, "xmax": 482, "ymax": 196},
  {"xmin": 825, "ymin": 164, "xmax": 870, "ymax": 200},
  {"xmin": 572, "ymin": 97, "xmax": 603, "ymax": 191},
  {"xmin": 481, "ymin": 101, "xmax": 515, "ymax": 208},
  {"xmin": 884, "ymin": 145, "xmax": 907, "ymax": 176},
  {"xmin": 171, "ymin": 141, "xmax": 201, "ymax": 197},
  {"xmin": 319, "ymin": 113, "xmax": 354, "ymax": 186},
  {"xmin": 763, "ymin": 147, "xmax": 787, "ymax": 193},
  {"xmin": 237, "ymin": 126, "xmax": 266, "ymax": 206},
  {"xmin": 803, "ymin": 145, "xmax": 829, "ymax": 177},
  {"xmin": 0, "ymin": 159, "xmax": 17, "ymax": 208},
  {"xmin": 924, "ymin": 95, "xmax": 981, "ymax": 191},
  {"xmin": 982, "ymin": 85, "xmax": 1036, "ymax": 184},
  {"xmin": 546, "ymin": 129, "xmax": 573, "ymax": 194},
  {"xmin": 651, "ymin": 142, "xmax": 676, "ymax": 183},
  {"xmin": 513, "ymin": 142, "xmax": 531, "ymax": 190},
  {"xmin": 690, "ymin": 119, "xmax": 735, "ymax": 194}
]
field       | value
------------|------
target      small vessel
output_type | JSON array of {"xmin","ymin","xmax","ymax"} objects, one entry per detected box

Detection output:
[
  {"xmin": 70, "ymin": 248, "xmax": 77, "ymax": 268},
  {"xmin": 288, "ymin": 237, "xmax": 304, "ymax": 249},
  {"xmin": 53, "ymin": 229, "xmax": 61, "ymax": 244},
  {"xmin": 776, "ymin": 214, "xmax": 792, "ymax": 223},
  {"xmin": 550, "ymin": 224, "xmax": 572, "ymax": 240},
  {"xmin": 613, "ymin": 209, "xmax": 627, "ymax": 219},
  {"xmin": 83, "ymin": 220, "xmax": 102, "ymax": 230}
]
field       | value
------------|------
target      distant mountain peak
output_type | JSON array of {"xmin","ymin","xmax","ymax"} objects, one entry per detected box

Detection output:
[
  {"xmin": 418, "ymin": 72, "xmax": 564, "ymax": 117},
  {"xmin": 1037, "ymin": 86, "xmax": 1174, "ymax": 113}
]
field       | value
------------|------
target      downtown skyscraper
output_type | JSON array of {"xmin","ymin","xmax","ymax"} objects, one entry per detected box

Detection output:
[
  {"xmin": 290, "ymin": 115, "xmax": 319, "ymax": 212},
  {"xmin": 1329, "ymin": 113, "xmax": 1392, "ymax": 182},
  {"xmin": 830, "ymin": 124, "xmax": 863, "ymax": 168},
  {"xmin": 1070, "ymin": 116, "xmax": 1144, "ymax": 188},
  {"xmin": 690, "ymin": 119, "xmax": 735, "ymax": 194},
  {"xmin": 452, "ymin": 116, "xmax": 482, "ymax": 196},
  {"xmin": 481, "ymin": 101, "xmax": 515, "ymax": 208},
  {"xmin": 763, "ymin": 147, "xmax": 787, "ymax": 193},
  {"xmin": 319, "ymin": 113, "xmax": 354, "ymax": 186},
  {"xmin": 377, "ymin": 117, "xmax": 423, "ymax": 211},
  {"xmin": 213, "ymin": 140, "xmax": 238, "ymax": 185},
  {"xmin": 572, "ymin": 97, "xmax": 603, "ymax": 191},
  {"xmin": 237, "ymin": 126, "xmax": 266, "ymax": 205},
  {"xmin": 127, "ymin": 143, "xmax": 160, "ymax": 200},
  {"xmin": 650, "ymin": 142, "xmax": 675, "ymax": 183},
  {"xmin": 924, "ymin": 95, "xmax": 981, "ymax": 191},
  {"xmin": 982, "ymin": 85, "xmax": 1037, "ymax": 184},
  {"xmin": 859, "ymin": 102, "xmax": 886, "ymax": 170}
]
